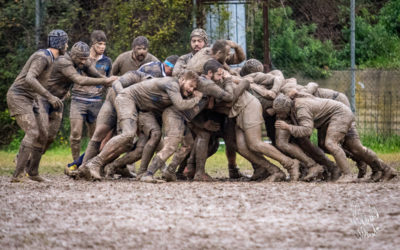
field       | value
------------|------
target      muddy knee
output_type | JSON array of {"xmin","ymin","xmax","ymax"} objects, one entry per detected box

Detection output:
[
  {"xmin": 147, "ymin": 129, "xmax": 162, "ymax": 147},
  {"xmin": 91, "ymin": 124, "xmax": 112, "ymax": 142},
  {"xmin": 324, "ymin": 139, "xmax": 343, "ymax": 157}
]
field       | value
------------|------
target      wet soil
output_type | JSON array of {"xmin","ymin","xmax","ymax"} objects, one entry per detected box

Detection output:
[{"xmin": 1, "ymin": 175, "xmax": 399, "ymax": 249}]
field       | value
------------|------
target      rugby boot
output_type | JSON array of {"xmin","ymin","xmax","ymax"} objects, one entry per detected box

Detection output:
[
  {"xmin": 162, "ymin": 165, "xmax": 177, "ymax": 182},
  {"xmin": 193, "ymin": 173, "xmax": 213, "ymax": 182},
  {"xmin": 228, "ymin": 164, "xmax": 247, "ymax": 179},
  {"xmin": 250, "ymin": 164, "xmax": 270, "ymax": 181},
  {"xmin": 335, "ymin": 174, "xmax": 355, "ymax": 183},
  {"xmin": 11, "ymin": 175, "xmax": 35, "ymax": 183},
  {"xmin": 140, "ymin": 173, "xmax": 157, "ymax": 183},
  {"xmin": 140, "ymin": 172, "xmax": 165, "ymax": 183},
  {"xmin": 330, "ymin": 167, "xmax": 342, "ymax": 182},
  {"xmin": 115, "ymin": 165, "xmax": 137, "ymax": 178},
  {"xmin": 26, "ymin": 147, "xmax": 44, "ymax": 179},
  {"xmin": 27, "ymin": 174, "xmax": 50, "ymax": 182},
  {"xmin": 86, "ymin": 156, "xmax": 103, "ymax": 181},
  {"xmin": 380, "ymin": 161, "xmax": 397, "ymax": 181},
  {"xmin": 356, "ymin": 161, "xmax": 368, "ymax": 179},
  {"xmin": 264, "ymin": 164, "xmax": 286, "ymax": 182},
  {"xmin": 11, "ymin": 144, "xmax": 31, "ymax": 183},
  {"xmin": 183, "ymin": 165, "xmax": 196, "ymax": 179},
  {"xmin": 303, "ymin": 164, "xmax": 324, "ymax": 182}
]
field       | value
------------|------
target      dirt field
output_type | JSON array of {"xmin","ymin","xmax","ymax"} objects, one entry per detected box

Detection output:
[{"xmin": 1, "ymin": 175, "xmax": 399, "ymax": 249}]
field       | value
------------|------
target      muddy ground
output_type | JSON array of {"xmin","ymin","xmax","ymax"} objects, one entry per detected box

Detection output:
[{"xmin": 1, "ymin": 175, "xmax": 399, "ymax": 249}]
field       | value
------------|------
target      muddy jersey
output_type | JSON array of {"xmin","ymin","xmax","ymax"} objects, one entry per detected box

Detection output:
[
  {"xmin": 172, "ymin": 52, "xmax": 193, "ymax": 77},
  {"xmin": 248, "ymin": 88, "xmax": 274, "ymax": 111},
  {"xmin": 289, "ymin": 97, "xmax": 354, "ymax": 138},
  {"xmin": 186, "ymin": 48, "xmax": 213, "ymax": 75},
  {"xmin": 314, "ymin": 88, "xmax": 350, "ymax": 107},
  {"xmin": 44, "ymin": 54, "xmax": 109, "ymax": 99},
  {"xmin": 246, "ymin": 72, "xmax": 284, "ymax": 94},
  {"xmin": 186, "ymin": 47, "xmax": 241, "ymax": 75},
  {"xmin": 109, "ymin": 70, "xmax": 151, "ymax": 102},
  {"xmin": 138, "ymin": 61, "xmax": 166, "ymax": 77},
  {"xmin": 94, "ymin": 55, "xmax": 112, "ymax": 77},
  {"xmin": 247, "ymin": 72, "xmax": 284, "ymax": 110},
  {"xmin": 120, "ymin": 77, "xmax": 201, "ymax": 114},
  {"xmin": 112, "ymin": 50, "xmax": 159, "ymax": 76},
  {"xmin": 229, "ymin": 90, "xmax": 255, "ymax": 118},
  {"xmin": 70, "ymin": 58, "xmax": 106, "ymax": 100},
  {"xmin": 279, "ymin": 78, "xmax": 311, "ymax": 95},
  {"xmin": 174, "ymin": 76, "xmax": 235, "ymax": 121},
  {"xmin": 8, "ymin": 49, "xmax": 55, "ymax": 99},
  {"xmin": 211, "ymin": 78, "xmax": 253, "ymax": 118}
]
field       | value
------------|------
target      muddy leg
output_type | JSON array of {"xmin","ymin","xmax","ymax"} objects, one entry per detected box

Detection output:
[{"xmin": 236, "ymin": 127, "xmax": 284, "ymax": 182}]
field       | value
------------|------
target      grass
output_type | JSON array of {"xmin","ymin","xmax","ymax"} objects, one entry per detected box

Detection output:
[{"xmin": 1, "ymin": 146, "xmax": 399, "ymax": 177}]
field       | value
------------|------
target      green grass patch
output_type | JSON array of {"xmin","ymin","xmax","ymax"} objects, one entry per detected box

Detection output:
[
  {"xmin": 309, "ymin": 131, "xmax": 400, "ymax": 154},
  {"xmin": 359, "ymin": 133, "xmax": 400, "ymax": 154},
  {"xmin": 1, "ymin": 146, "xmax": 399, "ymax": 177}
]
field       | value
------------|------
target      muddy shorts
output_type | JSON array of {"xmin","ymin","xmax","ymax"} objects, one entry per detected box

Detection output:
[
  {"xmin": 327, "ymin": 112, "xmax": 354, "ymax": 135},
  {"xmin": 7, "ymin": 90, "xmax": 39, "ymax": 117},
  {"xmin": 315, "ymin": 88, "xmax": 350, "ymax": 107},
  {"xmin": 70, "ymin": 97, "xmax": 103, "ymax": 123},
  {"xmin": 37, "ymin": 97, "xmax": 63, "ymax": 115},
  {"xmin": 318, "ymin": 111, "xmax": 354, "ymax": 146},
  {"xmin": 236, "ymin": 98, "xmax": 264, "ymax": 130},
  {"xmin": 138, "ymin": 111, "xmax": 161, "ymax": 137},
  {"xmin": 344, "ymin": 122, "xmax": 360, "ymax": 140},
  {"xmin": 162, "ymin": 107, "xmax": 185, "ymax": 138}
]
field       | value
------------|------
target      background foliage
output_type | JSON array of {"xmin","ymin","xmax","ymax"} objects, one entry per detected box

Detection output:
[{"xmin": 1, "ymin": 0, "xmax": 400, "ymax": 148}]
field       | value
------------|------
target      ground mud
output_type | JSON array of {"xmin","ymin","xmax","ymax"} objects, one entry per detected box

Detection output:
[{"xmin": 1, "ymin": 175, "xmax": 399, "ymax": 249}]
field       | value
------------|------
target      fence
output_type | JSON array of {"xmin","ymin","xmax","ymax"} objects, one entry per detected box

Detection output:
[
  {"xmin": 296, "ymin": 69, "xmax": 400, "ymax": 136},
  {"xmin": 356, "ymin": 90, "xmax": 400, "ymax": 135}
]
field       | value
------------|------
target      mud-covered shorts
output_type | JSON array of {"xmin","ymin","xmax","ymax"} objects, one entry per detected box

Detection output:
[
  {"xmin": 7, "ymin": 90, "xmax": 38, "ymax": 117},
  {"xmin": 37, "ymin": 97, "xmax": 63, "ymax": 115},
  {"xmin": 70, "ymin": 97, "xmax": 103, "ymax": 123},
  {"xmin": 345, "ymin": 122, "xmax": 360, "ymax": 140},
  {"xmin": 138, "ymin": 111, "xmax": 161, "ymax": 137},
  {"xmin": 235, "ymin": 97, "xmax": 264, "ymax": 130},
  {"xmin": 318, "ymin": 110, "xmax": 354, "ymax": 144},
  {"xmin": 162, "ymin": 107, "xmax": 186, "ymax": 138}
]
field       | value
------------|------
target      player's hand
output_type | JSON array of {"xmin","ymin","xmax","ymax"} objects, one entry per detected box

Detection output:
[
  {"xmin": 275, "ymin": 120, "xmax": 290, "ymax": 130},
  {"xmin": 193, "ymin": 90, "xmax": 203, "ymax": 99},
  {"xmin": 106, "ymin": 76, "xmax": 118, "ymax": 86},
  {"xmin": 266, "ymin": 108, "xmax": 275, "ymax": 116},
  {"xmin": 229, "ymin": 69, "xmax": 239, "ymax": 76},
  {"xmin": 48, "ymin": 95, "xmax": 63, "ymax": 110},
  {"xmin": 265, "ymin": 90, "xmax": 277, "ymax": 100},
  {"xmin": 226, "ymin": 40, "xmax": 238, "ymax": 48}
]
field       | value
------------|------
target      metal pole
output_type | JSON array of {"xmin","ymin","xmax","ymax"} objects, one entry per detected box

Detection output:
[
  {"xmin": 193, "ymin": 0, "xmax": 197, "ymax": 28},
  {"xmin": 263, "ymin": 0, "xmax": 270, "ymax": 72},
  {"xmin": 35, "ymin": 0, "xmax": 41, "ymax": 48},
  {"xmin": 350, "ymin": 0, "xmax": 356, "ymax": 113}
]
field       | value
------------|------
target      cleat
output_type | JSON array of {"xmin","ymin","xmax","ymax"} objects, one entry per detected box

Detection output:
[
  {"xmin": 193, "ymin": 173, "xmax": 213, "ymax": 182},
  {"xmin": 303, "ymin": 164, "xmax": 324, "ymax": 182},
  {"xmin": 162, "ymin": 167, "xmax": 177, "ymax": 182},
  {"xmin": 335, "ymin": 174, "xmax": 355, "ymax": 183}
]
